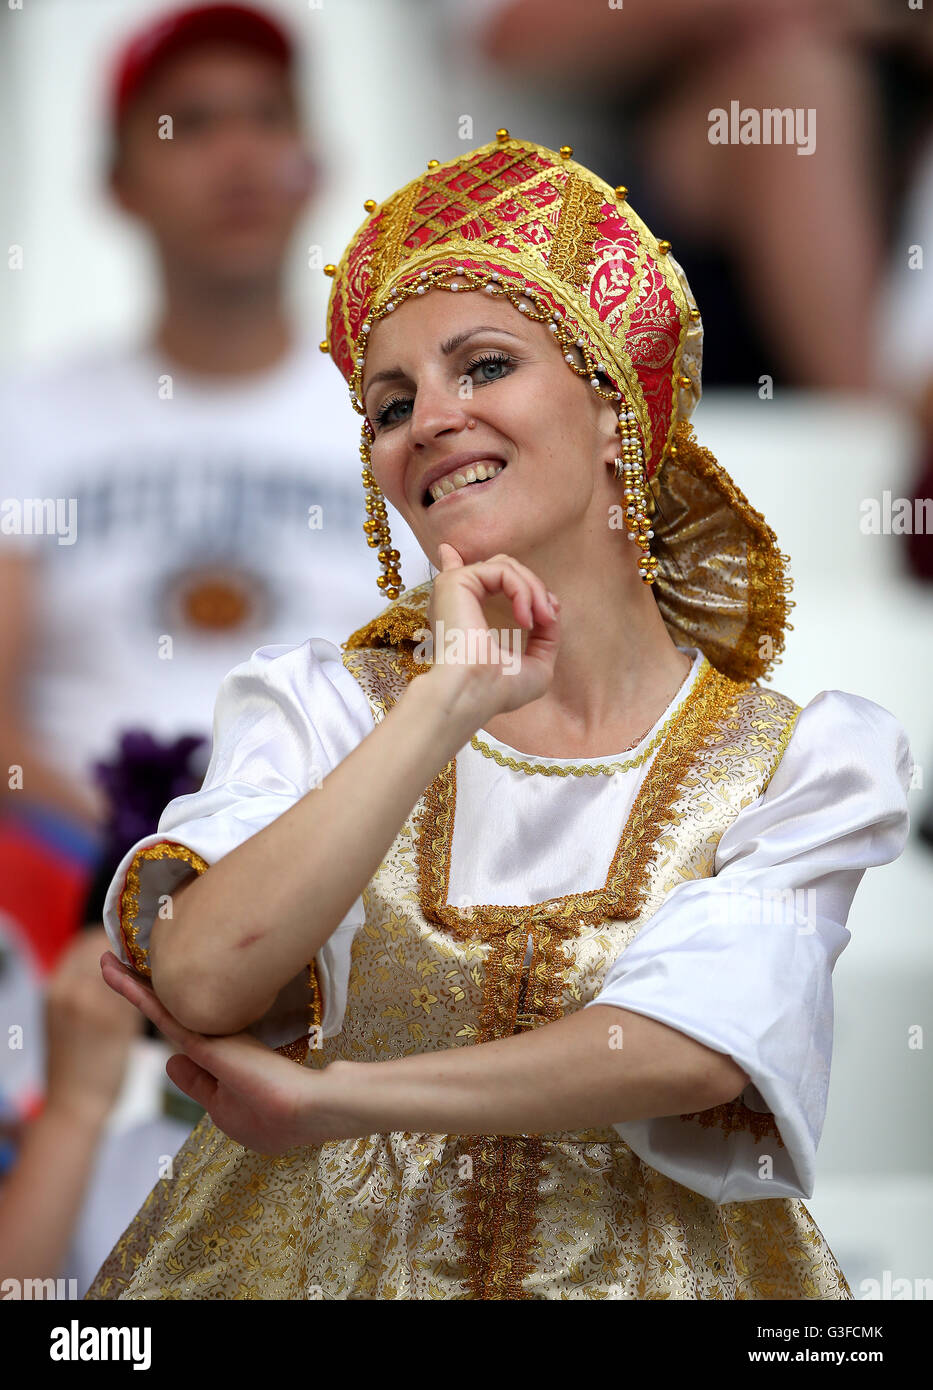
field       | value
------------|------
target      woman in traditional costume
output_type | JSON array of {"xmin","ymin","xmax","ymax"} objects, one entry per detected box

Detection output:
[{"xmin": 85, "ymin": 131, "xmax": 911, "ymax": 1301}]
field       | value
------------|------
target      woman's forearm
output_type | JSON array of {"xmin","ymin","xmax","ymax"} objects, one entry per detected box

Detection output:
[
  {"xmin": 319, "ymin": 1005, "xmax": 751, "ymax": 1138},
  {"xmin": 153, "ymin": 672, "xmax": 487, "ymax": 1035}
]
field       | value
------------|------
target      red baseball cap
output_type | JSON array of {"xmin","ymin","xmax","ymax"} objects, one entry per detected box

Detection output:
[{"xmin": 109, "ymin": 3, "xmax": 294, "ymax": 129}]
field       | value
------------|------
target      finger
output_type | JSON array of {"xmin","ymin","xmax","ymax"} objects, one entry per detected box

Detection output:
[
  {"xmin": 454, "ymin": 557, "xmax": 530, "ymax": 626},
  {"xmin": 165, "ymin": 1053, "xmax": 218, "ymax": 1109},
  {"xmin": 477, "ymin": 556, "xmax": 556, "ymax": 628},
  {"xmin": 436, "ymin": 542, "xmax": 463, "ymax": 570},
  {"xmin": 485, "ymin": 561, "xmax": 540, "ymax": 629},
  {"xmin": 99, "ymin": 954, "xmax": 274, "ymax": 1080},
  {"xmin": 499, "ymin": 566, "xmax": 535, "ymax": 629},
  {"xmin": 523, "ymin": 616, "xmax": 562, "ymax": 668},
  {"xmin": 497, "ymin": 556, "xmax": 558, "ymax": 626},
  {"xmin": 99, "ymin": 952, "xmax": 201, "ymax": 1051},
  {"xmin": 182, "ymin": 1030, "xmax": 299, "ymax": 1096}
]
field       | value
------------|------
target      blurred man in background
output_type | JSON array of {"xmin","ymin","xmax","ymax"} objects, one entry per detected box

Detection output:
[
  {"xmin": 0, "ymin": 2, "xmax": 423, "ymax": 982},
  {"xmin": 0, "ymin": 1, "xmax": 423, "ymax": 1294}
]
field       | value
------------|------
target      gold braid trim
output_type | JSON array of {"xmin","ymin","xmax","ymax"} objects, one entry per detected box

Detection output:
[
  {"xmin": 453, "ymin": 1131, "xmax": 548, "ymax": 1299},
  {"xmin": 468, "ymin": 700, "xmax": 680, "ymax": 778},
  {"xmin": 341, "ymin": 600, "xmax": 431, "ymax": 656},
  {"xmin": 308, "ymin": 957, "xmax": 323, "ymax": 1032},
  {"xmin": 678, "ymin": 1099, "xmax": 786, "ymax": 1149},
  {"xmin": 119, "ymin": 841, "xmax": 327, "ymax": 1055},
  {"xmin": 413, "ymin": 659, "xmax": 747, "ymax": 939},
  {"xmin": 119, "ymin": 840, "xmax": 209, "ymax": 978},
  {"xmin": 454, "ymin": 925, "xmax": 575, "ymax": 1298},
  {"xmin": 548, "ymin": 174, "xmax": 605, "ymax": 288},
  {"xmin": 279, "ymin": 958, "xmax": 327, "ymax": 1067},
  {"xmin": 369, "ymin": 179, "xmax": 423, "ymax": 288},
  {"xmin": 613, "ymin": 664, "xmax": 745, "ymax": 919},
  {"xmin": 395, "ymin": 645, "xmax": 434, "ymax": 681}
]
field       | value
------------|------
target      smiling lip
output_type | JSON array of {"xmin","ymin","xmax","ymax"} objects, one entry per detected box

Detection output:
[
  {"xmin": 425, "ymin": 464, "xmax": 507, "ymax": 509},
  {"xmin": 418, "ymin": 453, "xmax": 507, "ymax": 507}
]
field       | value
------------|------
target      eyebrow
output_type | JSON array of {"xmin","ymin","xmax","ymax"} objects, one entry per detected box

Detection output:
[{"xmin": 362, "ymin": 326, "xmax": 524, "ymax": 398}]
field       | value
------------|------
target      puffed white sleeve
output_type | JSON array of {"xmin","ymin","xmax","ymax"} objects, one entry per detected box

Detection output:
[
  {"xmin": 100, "ymin": 638, "xmax": 376, "ymax": 1045},
  {"xmin": 584, "ymin": 690, "xmax": 912, "ymax": 1205}
]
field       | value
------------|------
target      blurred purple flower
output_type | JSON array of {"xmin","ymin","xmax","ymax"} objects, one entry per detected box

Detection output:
[{"xmin": 91, "ymin": 730, "xmax": 208, "ymax": 865}]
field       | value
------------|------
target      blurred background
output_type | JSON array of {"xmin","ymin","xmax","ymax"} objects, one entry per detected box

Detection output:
[{"xmin": 0, "ymin": 0, "xmax": 931, "ymax": 1299}]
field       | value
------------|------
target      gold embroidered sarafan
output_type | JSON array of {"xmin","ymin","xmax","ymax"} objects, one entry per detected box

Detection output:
[{"xmin": 85, "ymin": 629, "xmax": 850, "ymax": 1301}]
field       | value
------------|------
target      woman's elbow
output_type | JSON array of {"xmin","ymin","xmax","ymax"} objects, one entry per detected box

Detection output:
[
  {"xmin": 680, "ymin": 1034, "xmax": 751, "ymax": 1109},
  {"xmin": 698, "ymin": 1056, "xmax": 751, "ymax": 1108},
  {"xmin": 149, "ymin": 926, "xmax": 260, "ymax": 1035},
  {"xmin": 149, "ymin": 957, "xmax": 223, "ymax": 1034}
]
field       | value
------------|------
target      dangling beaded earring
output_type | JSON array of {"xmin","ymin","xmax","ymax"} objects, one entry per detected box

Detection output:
[
  {"xmin": 612, "ymin": 400, "xmax": 659, "ymax": 585},
  {"xmin": 359, "ymin": 418, "xmax": 402, "ymax": 598}
]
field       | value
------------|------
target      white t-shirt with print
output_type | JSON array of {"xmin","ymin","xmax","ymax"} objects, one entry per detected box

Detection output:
[{"xmin": 0, "ymin": 333, "xmax": 429, "ymax": 782}]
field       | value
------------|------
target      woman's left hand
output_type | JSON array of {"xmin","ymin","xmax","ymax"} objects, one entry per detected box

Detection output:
[{"xmin": 98, "ymin": 951, "xmax": 357, "ymax": 1154}]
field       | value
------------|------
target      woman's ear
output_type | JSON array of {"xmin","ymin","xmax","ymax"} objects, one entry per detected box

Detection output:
[{"xmin": 594, "ymin": 386, "xmax": 621, "ymax": 468}]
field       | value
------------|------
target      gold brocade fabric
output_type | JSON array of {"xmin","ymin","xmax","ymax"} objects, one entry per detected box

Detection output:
[
  {"xmin": 651, "ymin": 422, "xmax": 793, "ymax": 685},
  {"xmin": 85, "ymin": 645, "xmax": 851, "ymax": 1301}
]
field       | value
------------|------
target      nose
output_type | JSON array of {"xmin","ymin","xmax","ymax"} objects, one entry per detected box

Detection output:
[{"xmin": 408, "ymin": 373, "xmax": 472, "ymax": 450}]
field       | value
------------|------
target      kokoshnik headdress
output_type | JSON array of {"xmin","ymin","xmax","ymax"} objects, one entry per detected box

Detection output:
[{"xmin": 321, "ymin": 128, "xmax": 793, "ymax": 683}]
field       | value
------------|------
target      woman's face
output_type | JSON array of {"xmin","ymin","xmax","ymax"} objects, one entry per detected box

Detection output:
[{"xmin": 359, "ymin": 280, "xmax": 620, "ymax": 570}]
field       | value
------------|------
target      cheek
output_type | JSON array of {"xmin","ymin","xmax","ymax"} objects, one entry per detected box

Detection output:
[
  {"xmin": 145, "ymin": 155, "xmax": 208, "ymax": 207},
  {"xmin": 495, "ymin": 375, "xmax": 574, "ymax": 457},
  {"xmin": 369, "ymin": 439, "xmax": 408, "ymax": 511}
]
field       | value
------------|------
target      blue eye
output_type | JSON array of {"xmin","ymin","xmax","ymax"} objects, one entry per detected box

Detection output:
[
  {"xmin": 372, "ymin": 351, "xmax": 514, "ymax": 428},
  {"xmin": 373, "ymin": 393, "xmax": 411, "ymax": 428},
  {"xmin": 466, "ymin": 351, "xmax": 512, "ymax": 383}
]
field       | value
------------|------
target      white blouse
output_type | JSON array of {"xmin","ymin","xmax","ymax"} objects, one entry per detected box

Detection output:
[{"xmin": 101, "ymin": 637, "xmax": 912, "ymax": 1205}]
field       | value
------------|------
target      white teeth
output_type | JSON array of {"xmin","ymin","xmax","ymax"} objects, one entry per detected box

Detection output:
[{"xmin": 428, "ymin": 462, "xmax": 503, "ymax": 504}]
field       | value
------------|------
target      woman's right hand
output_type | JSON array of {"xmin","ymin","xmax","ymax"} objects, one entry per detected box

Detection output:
[{"xmin": 422, "ymin": 543, "xmax": 561, "ymax": 719}]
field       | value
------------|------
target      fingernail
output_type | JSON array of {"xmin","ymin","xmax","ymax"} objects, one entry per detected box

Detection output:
[{"xmin": 547, "ymin": 590, "xmax": 560, "ymax": 610}]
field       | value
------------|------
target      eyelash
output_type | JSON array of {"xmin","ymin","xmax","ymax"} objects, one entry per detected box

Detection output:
[{"xmin": 372, "ymin": 351, "xmax": 514, "ymax": 428}]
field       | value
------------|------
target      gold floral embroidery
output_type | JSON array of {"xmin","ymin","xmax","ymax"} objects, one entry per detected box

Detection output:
[{"xmin": 761, "ymin": 705, "xmax": 802, "ymax": 796}]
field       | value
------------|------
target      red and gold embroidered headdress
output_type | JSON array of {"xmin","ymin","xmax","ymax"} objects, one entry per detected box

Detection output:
[{"xmin": 322, "ymin": 129, "xmax": 792, "ymax": 683}]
